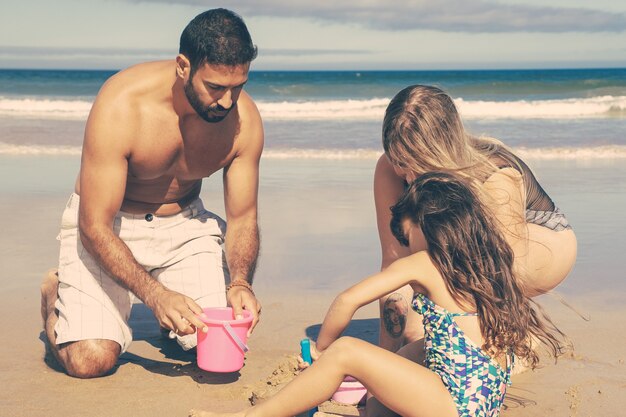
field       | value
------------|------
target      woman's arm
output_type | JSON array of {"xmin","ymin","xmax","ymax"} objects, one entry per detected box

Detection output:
[
  {"xmin": 374, "ymin": 155, "xmax": 415, "ymax": 268},
  {"xmin": 373, "ymin": 155, "xmax": 428, "ymax": 352}
]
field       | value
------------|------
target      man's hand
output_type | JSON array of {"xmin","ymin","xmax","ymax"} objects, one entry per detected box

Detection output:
[
  {"xmin": 148, "ymin": 288, "xmax": 208, "ymax": 336},
  {"xmin": 227, "ymin": 283, "xmax": 261, "ymax": 336}
]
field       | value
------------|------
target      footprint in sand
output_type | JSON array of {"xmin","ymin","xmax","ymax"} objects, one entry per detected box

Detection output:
[{"xmin": 565, "ymin": 385, "xmax": 581, "ymax": 417}]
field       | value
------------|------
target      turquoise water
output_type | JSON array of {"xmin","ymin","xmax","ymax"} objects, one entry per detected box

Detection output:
[
  {"xmin": 1, "ymin": 68, "xmax": 625, "ymax": 159},
  {"xmin": 2, "ymin": 68, "xmax": 625, "ymax": 100}
]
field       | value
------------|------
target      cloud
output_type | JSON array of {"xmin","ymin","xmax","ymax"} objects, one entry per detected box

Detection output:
[
  {"xmin": 0, "ymin": 46, "xmax": 375, "ymax": 69},
  {"xmin": 263, "ymin": 49, "xmax": 371, "ymax": 57},
  {"xmin": 126, "ymin": 0, "xmax": 626, "ymax": 33},
  {"xmin": 0, "ymin": 46, "xmax": 368, "ymax": 59},
  {"xmin": 0, "ymin": 46, "xmax": 175, "ymax": 58},
  {"xmin": 0, "ymin": 46, "xmax": 176, "ymax": 70}
]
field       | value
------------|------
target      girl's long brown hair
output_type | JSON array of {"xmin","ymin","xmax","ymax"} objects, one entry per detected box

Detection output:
[{"xmin": 390, "ymin": 172, "xmax": 566, "ymax": 367}]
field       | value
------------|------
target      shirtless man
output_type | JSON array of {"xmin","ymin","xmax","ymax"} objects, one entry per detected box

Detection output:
[{"xmin": 40, "ymin": 8, "xmax": 263, "ymax": 378}]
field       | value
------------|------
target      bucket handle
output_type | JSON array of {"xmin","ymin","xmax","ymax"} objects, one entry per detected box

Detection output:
[{"xmin": 223, "ymin": 322, "xmax": 249, "ymax": 353}]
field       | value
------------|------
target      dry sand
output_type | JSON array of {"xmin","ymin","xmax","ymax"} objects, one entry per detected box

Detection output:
[{"xmin": 1, "ymin": 268, "xmax": 625, "ymax": 417}]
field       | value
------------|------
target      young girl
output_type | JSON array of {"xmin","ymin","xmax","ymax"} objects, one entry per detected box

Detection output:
[{"xmin": 190, "ymin": 172, "xmax": 565, "ymax": 417}]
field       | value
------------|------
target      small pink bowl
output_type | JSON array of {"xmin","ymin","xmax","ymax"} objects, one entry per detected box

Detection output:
[{"xmin": 331, "ymin": 376, "xmax": 367, "ymax": 405}]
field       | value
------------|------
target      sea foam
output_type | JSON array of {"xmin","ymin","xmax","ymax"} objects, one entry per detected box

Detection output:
[
  {"xmin": 1, "ymin": 95, "xmax": 624, "ymax": 121},
  {"xmin": 261, "ymin": 146, "xmax": 626, "ymax": 160},
  {"xmin": 456, "ymin": 95, "xmax": 626, "ymax": 119},
  {"xmin": 0, "ymin": 97, "xmax": 92, "ymax": 119},
  {"xmin": 2, "ymin": 142, "xmax": 626, "ymax": 160}
]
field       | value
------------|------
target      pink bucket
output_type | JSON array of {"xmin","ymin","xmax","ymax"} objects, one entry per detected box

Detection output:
[
  {"xmin": 196, "ymin": 307, "xmax": 253, "ymax": 373},
  {"xmin": 332, "ymin": 376, "xmax": 367, "ymax": 405}
]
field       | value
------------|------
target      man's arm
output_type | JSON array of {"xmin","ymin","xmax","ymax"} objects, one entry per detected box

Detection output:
[
  {"xmin": 222, "ymin": 103, "xmax": 264, "ymax": 333},
  {"xmin": 78, "ymin": 88, "xmax": 207, "ymax": 336}
]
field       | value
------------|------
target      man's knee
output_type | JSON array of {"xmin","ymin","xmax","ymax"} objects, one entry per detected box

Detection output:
[{"xmin": 60, "ymin": 339, "xmax": 121, "ymax": 378}]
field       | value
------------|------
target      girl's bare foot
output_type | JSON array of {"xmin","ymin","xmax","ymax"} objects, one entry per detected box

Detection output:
[{"xmin": 189, "ymin": 410, "xmax": 245, "ymax": 417}]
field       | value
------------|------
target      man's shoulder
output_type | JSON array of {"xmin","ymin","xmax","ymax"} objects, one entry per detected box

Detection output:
[
  {"xmin": 90, "ymin": 61, "xmax": 174, "ymax": 124},
  {"xmin": 236, "ymin": 90, "xmax": 262, "ymax": 127},
  {"xmin": 105, "ymin": 60, "xmax": 172, "ymax": 84},
  {"xmin": 96, "ymin": 61, "xmax": 173, "ymax": 106},
  {"xmin": 229, "ymin": 91, "xmax": 263, "ymax": 151}
]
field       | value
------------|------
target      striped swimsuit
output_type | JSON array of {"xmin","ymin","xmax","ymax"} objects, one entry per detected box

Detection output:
[{"xmin": 412, "ymin": 293, "xmax": 512, "ymax": 417}]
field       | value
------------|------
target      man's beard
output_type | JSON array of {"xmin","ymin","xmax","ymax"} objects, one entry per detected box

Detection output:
[{"xmin": 184, "ymin": 80, "xmax": 232, "ymax": 123}]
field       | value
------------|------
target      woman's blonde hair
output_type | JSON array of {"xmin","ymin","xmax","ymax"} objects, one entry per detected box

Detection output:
[{"xmin": 382, "ymin": 84, "xmax": 508, "ymax": 183}]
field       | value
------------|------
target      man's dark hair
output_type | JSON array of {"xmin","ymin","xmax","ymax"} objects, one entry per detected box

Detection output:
[{"xmin": 179, "ymin": 8, "xmax": 257, "ymax": 73}]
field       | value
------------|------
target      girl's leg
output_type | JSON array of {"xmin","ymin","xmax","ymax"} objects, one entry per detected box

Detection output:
[
  {"xmin": 365, "ymin": 339, "xmax": 425, "ymax": 417},
  {"xmin": 191, "ymin": 337, "xmax": 457, "ymax": 417}
]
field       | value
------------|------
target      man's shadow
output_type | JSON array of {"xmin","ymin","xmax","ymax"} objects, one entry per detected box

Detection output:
[
  {"xmin": 40, "ymin": 303, "xmax": 240, "ymax": 384},
  {"xmin": 122, "ymin": 303, "xmax": 243, "ymax": 383}
]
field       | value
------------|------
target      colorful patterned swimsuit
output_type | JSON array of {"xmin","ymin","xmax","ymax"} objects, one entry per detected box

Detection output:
[{"xmin": 412, "ymin": 293, "xmax": 513, "ymax": 417}]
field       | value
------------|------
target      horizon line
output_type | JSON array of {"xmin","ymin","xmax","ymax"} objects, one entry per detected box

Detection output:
[{"xmin": 1, "ymin": 64, "xmax": 626, "ymax": 72}]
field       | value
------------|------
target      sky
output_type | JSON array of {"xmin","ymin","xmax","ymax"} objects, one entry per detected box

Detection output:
[{"xmin": 1, "ymin": 0, "xmax": 625, "ymax": 70}]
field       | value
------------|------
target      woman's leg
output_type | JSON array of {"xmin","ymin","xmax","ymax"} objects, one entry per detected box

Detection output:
[
  {"xmin": 190, "ymin": 337, "xmax": 457, "ymax": 417},
  {"xmin": 378, "ymin": 285, "xmax": 425, "ymax": 353}
]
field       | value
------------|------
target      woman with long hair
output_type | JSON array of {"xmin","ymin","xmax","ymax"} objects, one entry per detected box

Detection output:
[{"xmin": 374, "ymin": 85, "xmax": 577, "ymax": 357}]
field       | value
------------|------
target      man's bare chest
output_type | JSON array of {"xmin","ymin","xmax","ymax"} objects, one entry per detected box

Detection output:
[{"xmin": 127, "ymin": 124, "xmax": 237, "ymax": 181}]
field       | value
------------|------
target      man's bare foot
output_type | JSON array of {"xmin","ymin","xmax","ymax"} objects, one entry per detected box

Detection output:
[
  {"xmin": 40, "ymin": 268, "xmax": 66, "ymax": 369},
  {"xmin": 41, "ymin": 268, "xmax": 59, "ymax": 323}
]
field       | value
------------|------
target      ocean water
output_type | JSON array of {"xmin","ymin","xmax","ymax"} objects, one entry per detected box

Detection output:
[
  {"xmin": 1, "ymin": 68, "xmax": 625, "ymax": 157},
  {"xmin": 1, "ymin": 68, "xmax": 625, "ymax": 300}
]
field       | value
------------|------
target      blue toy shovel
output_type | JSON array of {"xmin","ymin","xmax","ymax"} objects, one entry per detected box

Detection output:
[{"xmin": 300, "ymin": 339, "xmax": 318, "ymax": 417}]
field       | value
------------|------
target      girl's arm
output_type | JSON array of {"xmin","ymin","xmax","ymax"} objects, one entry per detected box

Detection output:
[{"xmin": 316, "ymin": 252, "xmax": 435, "ymax": 351}]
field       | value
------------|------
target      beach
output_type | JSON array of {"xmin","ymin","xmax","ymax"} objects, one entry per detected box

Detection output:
[
  {"xmin": 0, "ymin": 154, "xmax": 625, "ymax": 417},
  {"xmin": 1, "ymin": 68, "xmax": 625, "ymax": 416}
]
